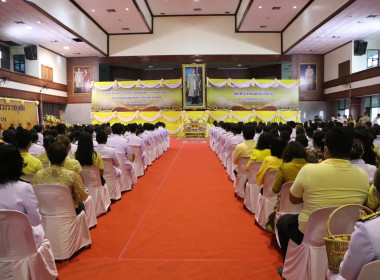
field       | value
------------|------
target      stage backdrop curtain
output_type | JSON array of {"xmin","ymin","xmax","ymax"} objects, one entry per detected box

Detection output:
[{"xmin": 0, "ymin": 98, "xmax": 39, "ymax": 129}]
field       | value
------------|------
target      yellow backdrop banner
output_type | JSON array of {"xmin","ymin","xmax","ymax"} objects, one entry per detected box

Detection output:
[{"xmin": 0, "ymin": 98, "xmax": 38, "ymax": 129}]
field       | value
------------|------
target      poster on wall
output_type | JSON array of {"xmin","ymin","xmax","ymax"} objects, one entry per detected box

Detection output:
[
  {"xmin": 182, "ymin": 63, "xmax": 206, "ymax": 109},
  {"xmin": 73, "ymin": 66, "xmax": 91, "ymax": 94},
  {"xmin": 0, "ymin": 99, "xmax": 38, "ymax": 129},
  {"xmin": 91, "ymin": 80, "xmax": 182, "ymax": 111},
  {"xmin": 207, "ymin": 79, "xmax": 299, "ymax": 110},
  {"xmin": 299, "ymin": 63, "xmax": 317, "ymax": 92}
]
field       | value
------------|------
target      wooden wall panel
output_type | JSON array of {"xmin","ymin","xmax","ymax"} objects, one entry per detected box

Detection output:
[{"xmin": 0, "ymin": 87, "xmax": 67, "ymax": 104}]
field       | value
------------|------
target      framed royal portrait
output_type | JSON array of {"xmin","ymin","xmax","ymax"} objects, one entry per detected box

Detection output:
[
  {"xmin": 182, "ymin": 63, "xmax": 206, "ymax": 109},
  {"xmin": 73, "ymin": 66, "xmax": 91, "ymax": 94},
  {"xmin": 299, "ymin": 63, "xmax": 317, "ymax": 92}
]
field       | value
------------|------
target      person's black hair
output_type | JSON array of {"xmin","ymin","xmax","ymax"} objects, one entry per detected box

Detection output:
[
  {"xmin": 30, "ymin": 132, "xmax": 39, "ymax": 143},
  {"xmin": 270, "ymin": 136, "xmax": 286, "ymax": 158},
  {"xmin": 96, "ymin": 130, "xmax": 108, "ymax": 144},
  {"xmin": 84, "ymin": 125, "xmax": 94, "ymax": 135},
  {"xmin": 33, "ymin": 125, "xmax": 42, "ymax": 133},
  {"xmin": 16, "ymin": 129, "xmax": 31, "ymax": 149},
  {"xmin": 47, "ymin": 142, "xmax": 68, "ymax": 165},
  {"xmin": 2, "ymin": 129, "xmax": 17, "ymax": 145},
  {"xmin": 305, "ymin": 126, "xmax": 314, "ymax": 138},
  {"xmin": 0, "ymin": 144, "xmax": 24, "ymax": 183},
  {"xmin": 373, "ymin": 168, "xmax": 380, "ymax": 194},
  {"xmin": 111, "ymin": 123, "xmax": 123, "ymax": 135},
  {"xmin": 56, "ymin": 135, "xmax": 71, "ymax": 148},
  {"xmin": 129, "ymin": 123, "xmax": 138, "ymax": 133},
  {"xmin": 43, "ymin": 135, "xmax": 56, "ymax": 150},
  {"xmin": 255, "ymin": 125, "xmax": 262, "ymax": 134},
  {"xmin": 282, "ymin": 141, "xmax": 307, "ymax": 163},
  {"xmin": 75, "ymin": 132, "xmax": 96, "ymax": 166},
  {"xmin": 354, "ymin": 127, "xmax": 377, "ymax": 165},
  {"xmin": 280, "ymin": 130, "xmax": 290, "ymax": 143},
  {"xmin": 256, "ymin": 132, "xmax": 272, "ymax": 150},
  {"xmin": 325, "ymin": 127, "xmax": 354, "ymax": 158},
  {"xmin": 242, "ymin": 125, "xmax": 255, "ymax": 140},
  {"xmin": 350, "ymin": 138, "xmax": 364, "ymax": 160},
  {"xmin": 56, "ymin": 123, "xmax": 67, "ymax": 135},
  {"xmin": 312, "ymin": 130, "xmax": 325, "ymax": 149},
  {"xmin": 50, "ymin": 129, "xmax": 58, "ymax": 138},
  {"xmin": 295, "ymin": 134, "xmax": 309, "ymax": 148}
]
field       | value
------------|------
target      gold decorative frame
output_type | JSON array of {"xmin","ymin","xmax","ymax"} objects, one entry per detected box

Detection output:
[
  {"xmin": 73, "ymin": 66, "xmax": 91, "ymax": 94},
  {"xmin": 182, "ymin": 63, "xmax": 206, "ymax": 109}
]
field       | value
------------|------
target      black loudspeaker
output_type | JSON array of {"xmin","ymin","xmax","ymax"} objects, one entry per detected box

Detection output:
[
  {"xmin": 24, "ymin": 45, "xmax": 37, "ymax": 60},
  {"xmin": 354, "ymin": 40, "xmax": 368, "ymax": 56}
]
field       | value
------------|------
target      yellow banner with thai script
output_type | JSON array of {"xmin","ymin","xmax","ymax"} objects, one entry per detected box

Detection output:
[{"xmin": 0, "ymin": 99, "xmax": 38, "ymax": 129}]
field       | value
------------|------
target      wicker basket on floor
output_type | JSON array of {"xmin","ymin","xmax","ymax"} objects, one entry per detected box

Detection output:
[{"xmin": 324, "ymin": 204, "xmax": 373, "ymax": 273}]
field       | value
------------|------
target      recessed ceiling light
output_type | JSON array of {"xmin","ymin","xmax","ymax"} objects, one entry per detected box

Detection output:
[
  {"xmin": 25, "ymin": 26, "xmax": 33, "ymax": 30},
  {"xmin": 125, "ymin": 8, "xmax": 129, "ymax": 11},
  {"xmin": 37, "ymin": 21, "xmax": 41, "ymax": 24},
  {"xmin": 63, "ymin": 46, "xmax": 69, "ymax": 49},
  {"xmin": 357, "ymin": 21, "xmax": 364, "ymax": 23},
  {"xmin": 2, "ymin": 0, "xmax": 6, "ymax": 3},
  {"xmin": 91, "ymin": 9, "xmax": 95, "ymax": 12},
  {"xmin": 259, "ymin": 6, "xmax": 262, "ymax": 9},
  {"xmin": 293, "ymin": 6, "xmax": 297, "ymax": 9},
  {"xmin": 149, "ymin": 65, "xmax": 153, "ymax": 68}
]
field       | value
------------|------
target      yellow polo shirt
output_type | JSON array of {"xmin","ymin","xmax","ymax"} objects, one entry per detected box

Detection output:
[
  {"xmin": 37, "ymin": 153, "xmax": 49, "ymax": 164},
  {"xmin": 233, "ymin": 139, "xmax": 257, "ymax": 164},
  {"xmin": 72, "ymin": 152, "xmax": 104, "ymax": 170},
  {"xmin": 21, "ymin": 152, "xmax": 43, "ymax": 175},
  {"xmin": 256, "ymin": 156, "xmax": 283, "ymax": 186},
  {"xmin": 272, "ymin": 158, "xmax": 308, "ymax": 194},
  {"xmin": 246, "ymin": 148, "xmax": 271, "ymax": 170},
  {"xmin": 291, "ymin": 158, "xmax": 369, "ymax": 233}
]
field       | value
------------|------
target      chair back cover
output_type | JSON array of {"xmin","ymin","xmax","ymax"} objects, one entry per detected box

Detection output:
[
  {"xmin": 357, "ymin": 260, "xmax": 380, "ymax": 280},
  {"xmin": 304, "ymin": 207, "xmax": 337, "ymax": 247},
  {"xmin": 102, "ymin": 158, "xmax": 122, "ymax": 200},
  {"xmin": 0, "ymin": 210, "xmax": 58, "ymax": 280},
  {"xmin": 247, "ymin": 161, "xmax": 263, "ymax": 184},
  {"xmin": 82, "ymin": 165, "xmax": 102, "ymax": 189},
  {"xmin": 278, "ymin": 182, "xmax": 303, "ymax": 214},
  {"xmin": 117, "ymin": 153, "xmax": 132, "ymax": 192},
  {"xmin": 262, "ymin": 170, "xmax": 278, "ymax": 198},
  {"xmin": 32, "ymin": 184, "xmax": 91, "ymax": 260},
  {"xmin": 130, "ymin": 145, "xmax": 144, "ymax": 178}
]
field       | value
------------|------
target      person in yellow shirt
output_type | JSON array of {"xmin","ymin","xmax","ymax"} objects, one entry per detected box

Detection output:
[
  {"xmin": 256, "ymin": 136, "xmax": 286, "ymax": 186},
  {"xmin": 246, "ymin": 132, "xmax": 272, "ymax": 170},
  {"xmin": 56, "ymin": 135, "xmax": 82, "ymax": 176},
  {"xmin": 233, "ymin": 124, "xmax": 256, "ymax": 164},
  {"xmin": 276, "ymin": 127, "xmax": 369, "ymax": 276},
  {"xmin": 16, "ymin": 129, "xmax": 43, "ymax": 175}
]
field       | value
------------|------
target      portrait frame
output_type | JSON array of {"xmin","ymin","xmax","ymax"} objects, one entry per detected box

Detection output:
[
  {"xmin": 182, "ymin": 63, "xmax": 206, "ymax": 109},
  {"xmin": 299, "ymin": 63, "xmax": 317, "ymax": 92},
  {"xmin": 73, "ymin": 66, "xmax": 91, "ymax": 94}
]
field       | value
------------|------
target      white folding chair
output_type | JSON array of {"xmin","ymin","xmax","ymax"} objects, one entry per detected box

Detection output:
[
  {"xmin": 32, "ymin": 184, "xmax": 91, "ymax": 261},
  {"xmin": 117, "ymin": 153, "xmax": 133, "ymax": 192},
  {"xmin": 0, "ymin": 210, "xmax": 58, "ymax": 280},
  {"xmin": 226, "ymin": 144, "xmax": 237, "ymax": 181},
  {"xmin": 255, "ymin": 170, "xmax": 278, "ymax": 228},
  {"xmin": 274, "ymin": 182, "xmax": 302, "ymax": 247},
  {"xmin": 243, "ymin": 161, "xmax": 263, "ymax": 213},
  {"xmin": 234, "ymin": 157, "xmax": 250, "ymax": 198},
  {"xmin": 83, "ymin": 195, "xmax": 97, "ymax": 228},
  {"xmin": 102, "ymin": 158, "xmax": 122, "ymax": 200},
  {"xmin": 130, "ymin": 145, "xmax": 144, "ymax": 178},
  {"xmin": 82, "ymin": 165, "xmax": 111, "ymax": 217},
  {"xmin": 283, "ymin": 207, "xmax": 336, "ymax": 280}
]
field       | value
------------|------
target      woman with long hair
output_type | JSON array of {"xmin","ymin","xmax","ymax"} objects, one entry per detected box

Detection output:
[
  {"xmin": 73, "ymin": 132, "xmax": 104, "ymax": 176},
  {"xmin": 246, "ymin": 132, "xmax": 273, "ymax": 170}
]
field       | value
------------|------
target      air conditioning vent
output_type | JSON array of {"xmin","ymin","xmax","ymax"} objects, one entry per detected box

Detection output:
[
  {"xmin": 72, "ymin": 38, "xmax": 82, "ymax": 42},
  {"xmin": 194, "ymin": 8, "xmax": 202, "ymax": 11},
  {"xmin": 14, "ymin": 21, "xmax": 25, "ymax": 24},
  {"xmin": 272, "ymin": 7, "xmax": 281, "ymax": 10},
  {"xmin": 122, "ymin": 27, "xmax": 130, "ymax": 30},
  {"xmin": 107, "ymin": 9, "xmax": 116, "ymax": 12}
]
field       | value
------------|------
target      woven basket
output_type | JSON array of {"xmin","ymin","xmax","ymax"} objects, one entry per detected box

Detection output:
[{"xmin": 324, "ymin": 204, "xmax": 373, "ymax": 273}]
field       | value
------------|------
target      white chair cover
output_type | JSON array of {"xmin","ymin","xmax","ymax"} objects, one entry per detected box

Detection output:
[
  {"xmin": 83, "ymin": 195, "xmax": 97, "ymax": 228},
  {"xmin": 130, "ymin": 146, "xmax": 144, "ymax": 178},
  {"xmin": 283, "ymin": 207, "xmax": 336, "ymax": 280},
  {"xmin": 226, "ymin": 144, "xmax": 237, "ymax": 181},
  {"xmin": 234, "ymin": 157, "xmax": 250, "ymax": 198},
  {"xmin": 274, "ymin": 182, "xmax": 302, "ymax": 247},
  {"xmin": 357, "ymin": 260, "xmax": 380, "ymax": 280},
  {"xmin": 243, "ymin": 161, "xmax": 263, "ymax": 213},
  {"xmin": 255, "ymin": 170, "xmax": 278, "ymax": 228},
  {"xmin": 0, "ymin": 210, "xmax": 58, "ymax": 280},
  {"xmin": 102, "ymin": 158, "xmax": 122, "ymax": 200},
  {"xmin": 82, "ymin": 165, "xmax": 111, "ymax": 217},
  {"xmin": 32, "ymin": 184, "xmax": 91, "ymax": 260},
  {"xmin": 117, "ymin": 153, "xmax": 133, "ymax": 192}
]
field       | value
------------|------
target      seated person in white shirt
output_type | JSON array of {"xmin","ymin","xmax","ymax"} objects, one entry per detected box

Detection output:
[
  {"xmin": 0, "ymin": 144, "xmax": 44, "ymax": 248},
  {"xmin": 126, "ymin": 123, "xmax": 145, "ymax": 154},
  {"xmin": 28, "ymin": 130, "xmax": 45, "ymax": 156},
  {"xmin": 33, "ymin": 124, "xmax": 44, "ymax": 144},
  {"xmin": 350, "ymin": 138, "xmax": 377, "ymax": 183},
  {"xmin": 95, "ymin": 130, "xmax": 122, "ymax": 177}
]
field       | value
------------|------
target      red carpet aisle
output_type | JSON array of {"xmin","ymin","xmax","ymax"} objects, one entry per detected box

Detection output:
[{"xmin": 56, "ymin": 139, "xmax": 283, "ymax": 279}]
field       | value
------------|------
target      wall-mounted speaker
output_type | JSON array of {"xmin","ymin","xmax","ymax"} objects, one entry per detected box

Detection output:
[
  {"xmin": 354, "ymin": 40, "xmax": 368, "ymax": 56},
  {"xmin": 24, "ymin": 45, "xmax": 37, "ymax": 60}
]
